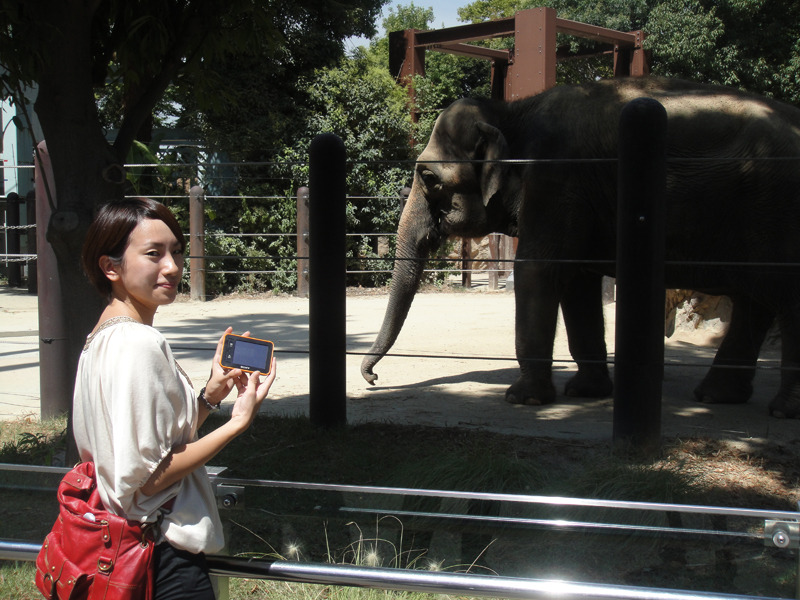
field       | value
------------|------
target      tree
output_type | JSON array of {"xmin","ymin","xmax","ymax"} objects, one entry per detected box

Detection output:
[
  {"xmin": 178, "ymin": 2, "xmax": 488, "ymax": 297},
  {"xmin": 0, "ymin": 0, "xmax": 384, "ymax": 439},
  {"xmin": 275, "ymin": 50, "xmax": 415, "ymax": 287},
  {"xmin": 646, "ymin": 0, "xmax": 800, "ymax": 104},
  {"xmin": 454, "ymin": 0, "xmax": 800, "ymax": 104}
]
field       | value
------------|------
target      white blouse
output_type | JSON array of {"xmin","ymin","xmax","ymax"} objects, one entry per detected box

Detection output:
[{"xmin": 72, "ymin": 318, "xmax": 224, "ymax": 554}]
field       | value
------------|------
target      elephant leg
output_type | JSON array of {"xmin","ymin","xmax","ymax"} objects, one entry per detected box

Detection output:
[
  {"xmin": 560, "ymin": 271, "xmax": 613, "ymax": 398},
  {"xmin": 769, "ymin": 306, "xmax": 800, "ymax": 418},
  {"xmin": 694, "ymin": 296, "xmax": 773, "ymax": 404},
  {"xmin": 506, "ymin": 261, "xmax": 559, "ymax": 405}
]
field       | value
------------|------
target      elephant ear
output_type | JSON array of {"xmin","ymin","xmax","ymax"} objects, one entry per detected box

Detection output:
[{"xmin": 475, "ymin": 121, "xmax": 509, "ymax": 207}]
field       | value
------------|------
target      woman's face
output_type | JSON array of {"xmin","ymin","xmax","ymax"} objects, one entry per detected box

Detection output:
[{"xmin": 108, "ymin": 218, "xmax": 184, "ymax": 312}]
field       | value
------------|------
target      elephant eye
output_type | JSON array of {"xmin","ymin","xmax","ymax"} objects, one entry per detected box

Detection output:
[{"xmin": 419, "ymin": 169, "xmax": 441, "ymax": 191}]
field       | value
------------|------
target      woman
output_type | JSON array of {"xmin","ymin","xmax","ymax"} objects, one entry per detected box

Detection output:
[{"xmin": 72, "ymin": 197, "xmax": 276, "ymax": 599}]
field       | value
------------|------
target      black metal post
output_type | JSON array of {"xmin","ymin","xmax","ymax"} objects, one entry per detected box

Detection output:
[
  {"xmin": 308, "ymin": 134, "xmax": 347, "ymax": 427},
  {"xmin": 613, "ymin": 98, "xmax": 667, "ymax": 450}
]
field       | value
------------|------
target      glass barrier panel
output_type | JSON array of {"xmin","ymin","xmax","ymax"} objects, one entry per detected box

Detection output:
[
  {"xmin": 1, "ymin": 465, "xmax": 797, "ymax": 599},
  {"xmin": 214, "ymin": 478, "xmax": 799, "ymax": 598},
  {"xmin": 0, "ymin": 466, "xmax": 63, "ymax": 542}
]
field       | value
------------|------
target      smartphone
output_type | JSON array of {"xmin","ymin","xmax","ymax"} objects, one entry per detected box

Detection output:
[{"xmin": 219, "ymin": 333, "xmax": 274, "ymax": 374}]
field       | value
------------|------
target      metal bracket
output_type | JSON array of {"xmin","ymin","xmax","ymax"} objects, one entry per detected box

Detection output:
[
  {"xmin": 216, "ymin": 484, "xmax": 245, "ymax": 510},
  {"xmin": 764, "ymin": 520, "xmax": 800, "ymax": 549}
]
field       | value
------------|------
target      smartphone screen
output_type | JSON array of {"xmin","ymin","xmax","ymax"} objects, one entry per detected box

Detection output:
[{"xmin": 220, "ymin": 334, "xmax": 274, "ymax": 373}]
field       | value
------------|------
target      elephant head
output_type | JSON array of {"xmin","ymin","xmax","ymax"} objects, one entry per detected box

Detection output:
[{"xmin": 361, "ymin": 98, "xmax": 519, "ymax": 384}]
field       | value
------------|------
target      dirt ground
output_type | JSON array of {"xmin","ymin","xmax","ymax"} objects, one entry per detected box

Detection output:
[
  {"xmin": 2, "ymin": 282, "xmax": 800, "ymax": 508},
  {"xmin": 3, "ymin": 282, "xmax": 800, "ymax": 447},
  {"xmin": 164, "ymin": 285, "xmax": 800, "ymax": 445}
]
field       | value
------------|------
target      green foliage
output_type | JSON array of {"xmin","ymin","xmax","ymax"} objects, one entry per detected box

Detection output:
[
  {"xmin": 385, "ymin": 2, "xmax": 435, "ymax": 32},
  {"xmin": 454, "ymin": 0, "xmax": 800, "ymax": 104},
  {"xmin": 646, "ymin": 0, "xmax": 800, "ymax": 103},
  {"xmin": 274, "ymin": 53, "xmax": 415, "ymax": 288},
  {"xmin": 458, "ymin": 0, "xmax": 525, "ymax": 22},
  {"xmin": 645, "ymin": 1, "xmax": 724, "ymax": 80},
  {"xmin": 125, "ymin": 139, "xmax": 177, "ymax": 196},
  {"xmin": 369, "ymin": 2, "xmax": 492, "ymax": 149},
  {"xmin": 202, "ymin": 186, "xmax": 298, "ymax": 295},
  {"xmin": 370, "ymin": 2, "xmax": 435, "ymax": 60}
]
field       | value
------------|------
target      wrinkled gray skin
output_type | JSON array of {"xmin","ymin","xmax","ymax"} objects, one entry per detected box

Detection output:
[{"xmin": 361, "ymin": 76, "xmax": 800, "ymax": 418}]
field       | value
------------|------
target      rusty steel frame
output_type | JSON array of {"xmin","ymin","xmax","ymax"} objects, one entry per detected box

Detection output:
[{"xmin": 389, "ymin": 6, "xmax": 649, "ymax": 103}]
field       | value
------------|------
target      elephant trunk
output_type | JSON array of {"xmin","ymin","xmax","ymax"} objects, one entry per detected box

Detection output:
[{"xmin": 361, "ymin": 183, "xmax": 439, "ymax": 384}]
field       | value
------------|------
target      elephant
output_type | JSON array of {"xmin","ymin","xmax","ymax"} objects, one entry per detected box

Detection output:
[{"xmin": 360, "ymin": 76, "xmax": 800, "ymax": 418}]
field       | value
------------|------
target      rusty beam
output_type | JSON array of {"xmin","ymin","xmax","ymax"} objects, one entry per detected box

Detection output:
[
  {"xmin": 490, "ymin": 60, "xmax": 508, "ymax": 100},
  {"xmin": 414, "ymin": 18, "xmax": 516, "ymax": 47},
  {"xmin": 614, "ymin": 31, "xmax": 649, "ymax": 77},
  {"xmin": 413, "ymin": 13, "xmax": 639, "ymax": 49},
  {"xmin": 557, "ymin": 44, "xmax": 615, "ymax": 60},
  {"xmin": 412, "ymin": 12, "xmax": 638, "ymax": 53},
  {"xmin": 427, "ymin": 41, "xmax": 615, "ymax": 65},
  {"xmin": 389, "ymin": 29, "xmax": 426, "ymax": 82},
  {"xmin": 429, "ymin": 43, "xmax": 509, "ymax": 61},
  {"xmin": 554, "ymin": 17, "xmax": 638, "ymax": 46}
]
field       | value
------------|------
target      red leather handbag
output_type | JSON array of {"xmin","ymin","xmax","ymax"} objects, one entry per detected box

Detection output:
[{"xmin": 35, "ymin": 462, "xmax": 157, "ymax": 600}]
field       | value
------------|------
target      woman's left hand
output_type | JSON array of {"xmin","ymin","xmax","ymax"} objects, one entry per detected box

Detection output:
[{"xmin": 204, "ymin": 327, "xmax": 248, "ymax": 405}]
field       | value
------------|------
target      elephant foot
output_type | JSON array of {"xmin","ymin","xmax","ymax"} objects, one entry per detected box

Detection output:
[
  {"xmin": 505, "ymin": 376, "xmax": 556, "ymax": 406},
  {"xmin": 564, "ymin": 369, "xmax": 613, "ymax": 399},
  {"xmin": 693, "ymin": 370, "xmax": 753, "ymax": 404},
  {"xmin": 769, "ymin": 394, "xmax": 800, "ymax": 419}
]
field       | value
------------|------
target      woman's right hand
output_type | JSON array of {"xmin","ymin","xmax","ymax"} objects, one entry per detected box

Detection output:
[
  {"xmin": 205, "ymin": 327, "xmax": 247, "ymax": 405},
  {"xmin": 228, "ymin": 357, "xmax": 277, "ymax": 433}
]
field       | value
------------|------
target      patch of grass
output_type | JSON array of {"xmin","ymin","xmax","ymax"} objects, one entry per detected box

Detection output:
[
  {"xmin": 0, "ymin": 415, "xmax": 67, "ymax": 465},
  {"xmin": 0, "ymin": 562, "xmax": 40, "ymax": 600},
  {"xmin": 226, "ymin": 518, "xmax": 484, "ymax": 600},
  {"xmin": 199, "ymin": 416, "xmax": 716, "ymax": 506}
]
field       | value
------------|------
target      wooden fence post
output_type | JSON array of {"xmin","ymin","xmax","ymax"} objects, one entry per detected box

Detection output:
[
  {"xmin": 5, "ymin": 192, "xmax": 21, "ymax": 287},
  {"xmin": 26, "ymin": 191, "xmax": 36, "ymax": 294},
  {"xmin": 189, "ymin": 185, "xmax": 206, "ymax": 301},
  {"xmin": 296, "ymin": 186, "xmax": 310, "ymax": 297},
  {"xmin": 35, "ymin": 141, "xmax": 72, "ymax": 419}
]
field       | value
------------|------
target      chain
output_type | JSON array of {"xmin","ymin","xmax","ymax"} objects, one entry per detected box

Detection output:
[
  {"xmin": 0, "ymin": 224, "xmax": 36, "ymax": 231},
  {"xmin": 1, "ymin": 254, "xmax": 37, "ymax": 263}
]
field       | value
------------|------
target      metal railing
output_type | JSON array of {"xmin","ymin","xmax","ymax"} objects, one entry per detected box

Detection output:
[
  {"xmin": 0, "ymin": 540, "xmax": 787, "ymax": 600},
  {"xmin": 1, "ymin": 464, "xmax": 799, "ymax": 600}
]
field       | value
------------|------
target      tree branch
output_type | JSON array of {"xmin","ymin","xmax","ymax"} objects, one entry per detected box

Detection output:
[{"xmin": 112, "ymin": 7, "xmax": 209, "ymax": 157}]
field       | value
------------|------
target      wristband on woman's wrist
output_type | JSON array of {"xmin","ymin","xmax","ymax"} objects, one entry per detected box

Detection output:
[{"xmin": 198, "ymin": 387, "xmax": 220, "ymax": 411}]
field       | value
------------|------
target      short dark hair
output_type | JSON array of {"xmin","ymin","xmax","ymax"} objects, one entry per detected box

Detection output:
[{"xmin": 82, "ymin": 197, "xmax": 186, "ymax": 298}]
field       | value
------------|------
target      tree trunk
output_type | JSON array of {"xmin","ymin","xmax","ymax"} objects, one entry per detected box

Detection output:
[{"xmin": 32, "ymin": 2, "xmax": 127, "ymax": 463}]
